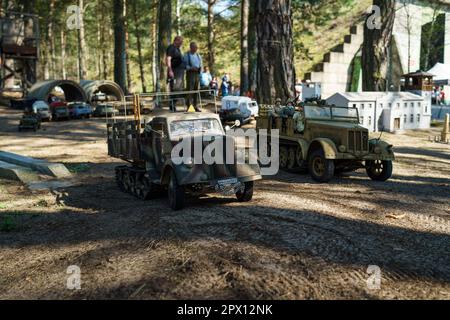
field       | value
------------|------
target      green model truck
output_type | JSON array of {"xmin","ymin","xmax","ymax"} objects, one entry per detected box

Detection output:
[
  {"xmin": 107, "ymin": 112, "xmax": 262, "ymax": 210},
  {"xmin": 256, "ymin": 102, "xmax": 395, "ymax": 183}
]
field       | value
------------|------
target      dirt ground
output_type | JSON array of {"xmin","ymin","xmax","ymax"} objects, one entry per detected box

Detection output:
[{"xmin": 0, "ymin": 104, "xmax": 449, "ymax": 300}]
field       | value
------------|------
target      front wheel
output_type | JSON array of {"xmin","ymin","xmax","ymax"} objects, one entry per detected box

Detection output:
[
  {"xmin": 366, "ymin": 160, "xmax": 393, "ymax": 181},
  {"xmin": 168, "ymin": 171, "xmax": 185, "ymax": 210},
  {"xmin": 308, "ymin": 149, "xmax": 335, "ymax": 183},
  {"xmin": 236, "ymin": 181, "xmax": 254, "ymax": 202}
]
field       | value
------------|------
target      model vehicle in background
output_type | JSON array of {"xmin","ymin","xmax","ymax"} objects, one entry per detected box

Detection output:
[
  {"xmin": 50, "ymin": 101, "xmax": 70, "ymax": 121},
  {"xmin": 32, "ymin": 101, "xmax": 51, "ymax": 121},
  {"xmin": 295, "ymin": 82, "xmax": 322, "ymax": 103},
  {"xmin": 257, "ymin": 102, "xmax": 395, "ymax": 183},
  {"xmin": 68, "ymin": 102, "xmax": 93, "ymax": 119},
  {"xmin": 93, "ymin": 104, "xmax": 118, "ymax": 117},
  {"xmin": 108, "ymin": 112, "xmax": 262, "ymax": 210},
  {"xmin": 219, "ymin": 96, "xmax": 259, "ymax": 127},
  {"xmin": 18, "ymin": 113, "xmax": 41, "ymax": 132}
]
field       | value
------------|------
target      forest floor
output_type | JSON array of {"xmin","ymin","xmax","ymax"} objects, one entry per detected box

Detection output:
[{"xmin": 0, "ymin": 104, "xmax": 449, "ymax": 300}]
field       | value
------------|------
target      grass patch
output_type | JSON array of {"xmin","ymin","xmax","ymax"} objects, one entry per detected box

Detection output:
[
  {"xmin": 66, "ymin": 163, "xmax": 91, "ymax": 173},
  {"xmin": 0, "ymin": 203, "xmax": 7, "ymax": 209},
  {"xmin": 0, "ymin": 216, "xmax": 16, "ymax": 232}
]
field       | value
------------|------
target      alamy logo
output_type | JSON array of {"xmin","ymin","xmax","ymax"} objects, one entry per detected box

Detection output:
[
  {"xmin": 66, "ymin": 265, "xmax": 81, "ymax": 290},
  {"xmin": 171, "ymin": 129, "xmax": 280, "ymax": 176},
  {"xmin": 66, "ymin": 4, "xmax": 93, "ymax": 30},
  {"xmin": 366, "ymin": 265, "xmax": 382, "ymax": 290},
  {"xmin": 366, "ymin": 5, "xmax": 382, "ymax": 30}
]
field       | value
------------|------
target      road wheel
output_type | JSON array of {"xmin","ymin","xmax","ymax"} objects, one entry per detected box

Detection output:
[
  {"xmin": 287, "ymin": 147, "xmax": 296, "ymax": 169},
  {"xmin": 296, "ymin": 146, "xmax": 306, "ymax": 169},
  {"xmin": 236, "ymin": 181, "xmax": 254, "ymax": 202},
  {"xmin": 280, "ymin": 147, "xmax": 289, "ymax": 169},
  {"xmin": 168, "ymin": 171, "xmax": 185, "ymax": 211},
  {"xmin": 308, "ymin": 149, "xmax": 335, "ymax": 183},
  {"xmin": 115, "ymin": 167, "xmax": 126, "ymax": 191},
  {"xmin": 366, "ymin": 160, "xmax": 393, "ymax": 181}
]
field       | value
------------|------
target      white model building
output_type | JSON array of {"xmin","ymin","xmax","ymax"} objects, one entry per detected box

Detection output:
[{"xmin": 326, "ymin": 72, "xmax": 433, "ymax": 132}]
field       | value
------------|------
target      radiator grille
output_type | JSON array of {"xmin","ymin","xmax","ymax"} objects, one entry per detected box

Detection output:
[{"xmin": 348, "ymin": 130, "xmax": 369, "ymax": 152}]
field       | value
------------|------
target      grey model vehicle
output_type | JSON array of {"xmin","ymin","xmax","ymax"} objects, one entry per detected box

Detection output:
[{"xmin": 108, "ymin": 112, "xmax": 262, "ymax": 210}]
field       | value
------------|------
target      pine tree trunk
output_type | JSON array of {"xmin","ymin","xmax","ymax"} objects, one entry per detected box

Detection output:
[
  {"xmin": 100, "ymin": 0, "xmax": 108, "ymax": 79},
  {"xmin": 255, "ymin": 0, "xmax": 295, "ymax": 104},
  {"xmin": 248, "ymin": 0, "xmax": 258, "ymax": 95},
  {"xmin": 157, "ymin": 0, "xmax": 172, "ymax": 92},
  {"xmin": 78, "ymin": 0, "xmax": 87, "ymax": 80},
  {"xmin": 362, "ymin": 0, "xmax": 396, "ymax": 91},
  {"xmin": 61, "ymin": 29, "xmax": 67, "ymax": 79},
  {"xmin": 152, "ymin": 0, "xmax": 158, "ymax": 91},
  {"xmin": 113, "ymin": 0, "xmax": 127, "ymax": 92},
  {"xmin": 207, "ymin": 0, "xmax": 216, "ymax": 75},
  {"xmin": 48, "ymin": 0, "xmax": 56, "ymax": 79},
  {"xmin": 124, "ymin": 0, "xmax": 132, "ymax": 93},
  {"xmin": 240, "ymin": 0, "xmax": 250, "ymax": 95},
  {"xmin": 132, "ymin": 0, "xmax": 147, "ymax": 93}
]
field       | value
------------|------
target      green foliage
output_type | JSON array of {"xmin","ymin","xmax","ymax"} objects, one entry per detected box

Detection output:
[{"xmin": 16, "ymin": 0, "xmax": 370, "ymax": 91}]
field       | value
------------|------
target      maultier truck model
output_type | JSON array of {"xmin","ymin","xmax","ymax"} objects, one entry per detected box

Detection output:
[
  {"xmin": 107, "ymin": 112, "xmax": 262, "ymax": 210},
  {"xmin": 256, "ymin": 102, "xmax": 395, "ymax": 183}
]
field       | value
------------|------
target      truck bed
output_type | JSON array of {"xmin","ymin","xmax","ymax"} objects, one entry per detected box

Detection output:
[{"xmin": 107, "ymin": 120, "xmax": 150, "ymax": 162}]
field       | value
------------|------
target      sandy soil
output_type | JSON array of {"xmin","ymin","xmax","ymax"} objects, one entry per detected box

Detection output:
[{"xmin": 0, "ymin": 105, "xmax": 449, "ymax": 300}]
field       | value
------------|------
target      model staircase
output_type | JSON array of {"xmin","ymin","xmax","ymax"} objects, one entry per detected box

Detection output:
[{"xmin": 304, "ymin": 24, "xmax": 364, "ymax": 99}]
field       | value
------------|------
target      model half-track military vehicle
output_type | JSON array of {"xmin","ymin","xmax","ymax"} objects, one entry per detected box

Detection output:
[
  {"xmin": 256, "ymin": 102, "xmax": 395, "ymax": 183},
  {"xmin": 108, "ymin": 112, "xmax": 262, "ymax": 210},
  {"xmin": 18, "ymin": 112, "xmax": 41, "ymax": 132}
]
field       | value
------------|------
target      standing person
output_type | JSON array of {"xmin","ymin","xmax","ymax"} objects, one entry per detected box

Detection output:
[
  {"xmin": 221, "ymin": 76, "xmax": 230, "ymax": 97},
  {"xmin": 200, "ymin": 66, "xmax": 212, "ymax": 89},
  {"xmin": 184, "ymin": 42, "xmax": 202, "ymax": 112},
  {"xmin": 166, "ymin": 36, "xmax": 185, "ymax": 112},
  {"xmin": 436, "ymin": 87, "xmax": 442, "ymax": 106},
  {"xmin": 210, "ymin": 76, "xmax": 219, "ymax": 96}
]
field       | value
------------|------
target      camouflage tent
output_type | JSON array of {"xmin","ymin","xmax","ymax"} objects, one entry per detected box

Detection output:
[
  {"xmin": 80, "ymin": 80, "xmax": 124, "ymax": 103},
  {"xmin": 28, "ymin": 80, "xmax": 87, "ymax": 103}
]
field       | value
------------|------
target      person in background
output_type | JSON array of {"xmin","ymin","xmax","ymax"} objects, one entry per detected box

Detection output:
[
  {"xmin": 210, "ymin": 76, "xmax": 219, "ymax": 96},
  {"xmin": 183, "ymin": 42, "xmax": 202, "ymax": 112},
  {"xmin": 440, "ymin": 87, "xmax": 445, "ymax": 103},
  {"xmin": 436, "ymin": 87, "xmax": 442, "ymax": 106},
  {"xmin": 221, "ymin": 75, "xmax": 230, "ymax": 97},
  {"xmin": 200, "ymin": 66, "xmax": 212, "ymax": 89},
  {"xmin": 166, "ymin": 36, "xmax": 185, "ymax": 112}
]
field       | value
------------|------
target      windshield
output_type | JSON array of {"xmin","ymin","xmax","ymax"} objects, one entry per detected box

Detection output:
[
  {"xmin": 169, "ymin": 119, "xmax": 224, "ymax": 139},
  {"xmin": 304, "ymin": 105, "xmax": 358, "ymax": 122}
]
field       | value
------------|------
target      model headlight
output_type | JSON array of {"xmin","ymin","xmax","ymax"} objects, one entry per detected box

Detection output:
[
  {"xmin": 184, "ymin": 157, "xmax": 195, "ymax": 167},
  {"xmin": 338, "ymin": 145, "xmax": 346, "ymax": 153}
]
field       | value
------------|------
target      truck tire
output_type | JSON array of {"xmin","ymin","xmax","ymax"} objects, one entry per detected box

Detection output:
[
  {"xmin": 168, "ymin": 171, "xmax": 185, "ymax": 210},
  {"xmin": 366, "ymin": 160, "xmax": 393, "ymax": 181},
  {"xmin": 308, "ymin": 149, "xmax": 335, "ymax": 183},
  {"xmin": 236, "ymin": 181, "xmax": 254, "ymax": 202}
]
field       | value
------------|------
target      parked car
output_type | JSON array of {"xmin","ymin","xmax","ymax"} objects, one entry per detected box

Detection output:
[
  {"xmin": 32, "ymin": 100, "xmax": 51, "ymax": 121},
  {"xmin": 68, "ymin": 102, "xmax": 93, "ymax": 119},
  {"xmin": 19, "ymin": 113, "xmax": 41, "ymax": 132},
  {"xmin": 50, "ymin": 101, "xmax": 70, "ymax": 121},
  {"xmin": 93, "ymin": 104, "xmax": 118, "ymax": 117},
  {"xmin": 219, "ymin": 96, "xmax": 259, "ymax": 127}
]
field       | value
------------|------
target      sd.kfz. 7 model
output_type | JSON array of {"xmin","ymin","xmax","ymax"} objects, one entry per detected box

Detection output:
[
  {"xmin": 107, "ymin": 112, "xmax": 262, "ymax": 210},
  {"xmin": 257, "ymin": 103, "xmax": 395, "ymax": 183}
]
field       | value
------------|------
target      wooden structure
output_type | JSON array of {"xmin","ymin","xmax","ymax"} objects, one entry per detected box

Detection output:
[
  {"xmin": 0, "ymin": 11, "xmax": 39, "ymax": 97},
  {"xmin": 402, "ymin": 71, "xmax": 434, "ymax": 92}
]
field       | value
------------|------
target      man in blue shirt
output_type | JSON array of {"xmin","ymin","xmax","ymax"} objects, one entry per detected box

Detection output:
[
  {"xmin": 200, "ymin": 67, "xmax": 212, "ymax": 88},
  {"xmin": 184, "ymin": 42, "xmax": 202, "ymax": 111}
]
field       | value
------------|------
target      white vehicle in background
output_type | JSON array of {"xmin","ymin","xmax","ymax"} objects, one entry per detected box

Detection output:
[
  {"xmin": 296, "ymin": 81, "xmax": 322, "ymax": 103},
  {"xmin": 219, "ymin": 96, "xmax": 259, "ymax": 127}
]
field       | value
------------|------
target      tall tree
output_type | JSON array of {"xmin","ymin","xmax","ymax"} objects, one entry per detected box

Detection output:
[
  {"xmin": 248, "ymin": 0, "xmax": 258, "ymax": 95},
  {"xmin": 255, "ymin": 0, "xmax": 295, "ymax": 104},
  {"xmin": 207, "ymin": 0, "xmax": 217, "ymax": 75},
  {"xmin": 77, "ymin": 0, "xmax": 87, "ymax": 80},
  {"xmin": 132, "ymin": 0, "xmax": 147, "ymax": 92},
  {"xmin": 152, "ymin": 0, "xmax": 158, "ymax": 91},
  {"xmin": 157, "ymin": 0, "xmax": 172, "ymax": 92},
  {"xmin": 113, "ymin": 0, "xmax": 127, "ymax": 92},
  {"xmin": 124, "ymin": 0, "xmax": 132, "ymax": 92},
  {"xmin": 362, "ymin": 0, "xmax": 396, "ymax": 91},
  {"xmin": 240, "ymin": 0, "xmax": 249, "ymax": 94}
]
